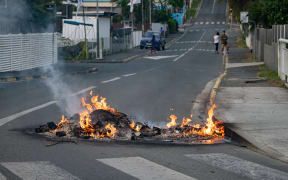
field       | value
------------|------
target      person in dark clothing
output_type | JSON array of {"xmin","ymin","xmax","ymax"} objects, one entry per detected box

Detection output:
[
  {"xmin": 220, "ymin": 30, "xmax": 229, "ymax": 54},
  {"xmin": 151, "ymin": 35, "xmax": 157, "ymax": 55}
]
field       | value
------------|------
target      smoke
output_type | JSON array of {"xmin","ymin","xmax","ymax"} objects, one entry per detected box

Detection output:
[
  {"xmin": 43, "ymin": 65, "xmax": 82, "ymax": 117},
  {"xmin": 0, "ymin": 0, "xmax": 54, "ymax": 34}
]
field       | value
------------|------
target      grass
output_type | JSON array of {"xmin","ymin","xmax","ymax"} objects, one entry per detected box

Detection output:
[
  {"xmin": 187, "ymin": 0, "xmax": 202, "ymax": 20},
  {"xmin": 236, "ymin": 31, "xmax": 248, "ymax": 48},
  {"xmin": 258, "ymin": 65, "xmax": 285, "ymax": 87},
  {"xmin": 191, "ymin": 0, "xmax": 202, "ymax": 9}
]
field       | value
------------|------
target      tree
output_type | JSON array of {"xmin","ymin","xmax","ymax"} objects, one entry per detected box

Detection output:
[{"xmin": 248, "ymin": 0, "xmax": 288, "ymax": 28}]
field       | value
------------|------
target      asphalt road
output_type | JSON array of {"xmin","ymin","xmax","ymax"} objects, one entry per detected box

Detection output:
[{"xmin": 1, "ymin": 0, "xmax": 288, "ymax": 179}]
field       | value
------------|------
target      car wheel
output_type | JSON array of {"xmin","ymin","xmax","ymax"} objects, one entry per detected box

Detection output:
[{"xmin": 162, "ymin": 45, "xmax": 165, "ymax": 50}]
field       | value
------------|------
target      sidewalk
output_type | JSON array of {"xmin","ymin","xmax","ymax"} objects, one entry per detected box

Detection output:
[
  {"xmin": 0, "ymin": 63, "xmax": 98, "ymax": 82},
  {"xmin": 214, "ymin": 31, "xmax": 288, "ymax": 162}
]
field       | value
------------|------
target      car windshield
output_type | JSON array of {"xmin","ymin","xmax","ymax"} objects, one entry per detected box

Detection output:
[{"xmin": 144, "ymin": 32, "xmax": 160, "ymax": 38}]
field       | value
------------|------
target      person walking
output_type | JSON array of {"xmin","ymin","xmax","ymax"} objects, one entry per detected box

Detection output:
[
  {"xmin": 213, "ymin": 32, "xmax": 220, "ymax": 54},
  {"xmin": 220, "ymin": 30, "xmax": 229, "ymax": 54},
  {"xmin": 150, "ymin": 35, "xmax": 157, "ymax": 55}
]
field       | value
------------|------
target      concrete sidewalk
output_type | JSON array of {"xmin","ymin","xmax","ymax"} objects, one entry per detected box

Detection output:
[
  {"xmin": 214, "ymin": 37, "xmax": 288, "ymax": 162},
  {"xmin": 0, "ymin": 63, "xmax": 98, "ymax": 82}
]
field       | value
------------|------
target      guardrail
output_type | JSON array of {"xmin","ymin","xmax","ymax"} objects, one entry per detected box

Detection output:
[
  {"xmin": 278, "ymin": 38, "xmax": 288, "ymax": 82},
  {"xmin": 0, "ymin": 33, "xmax": 57, "ymax": 72}
]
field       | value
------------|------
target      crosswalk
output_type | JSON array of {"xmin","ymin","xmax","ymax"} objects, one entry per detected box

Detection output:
[
  {"xmin": 188, "ymin": 28, "xmax": 224, "ymax": 32},
  {"xmin": 194, "ymin": 21, "xmax": 226, "ymax": 25},
  {"xmin": 1, "ymin": 153, "xmax": 288, "ymax": 180},
  {"xmin": 165, "ymin": 48, "xmax": 215, "ymax": 52}
]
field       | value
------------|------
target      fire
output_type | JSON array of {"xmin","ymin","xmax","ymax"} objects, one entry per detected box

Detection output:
[
  {"xmin": 167, "ymin": 104, "xmax": 224, "ymax": 137},
  {"xmin": 129, "ymin": 121, "xmax": 141, "ymax": 132},
  {"xmin": 180, "ymin": 116, "xmax": 192, "ymax": 128},
  {"xmin": 105, "ymin": 123, "xmax": 117, "ymax": 137},
  {"xmin": 167, "ymin": 114, "xmax": 177, "ymax": 128}
]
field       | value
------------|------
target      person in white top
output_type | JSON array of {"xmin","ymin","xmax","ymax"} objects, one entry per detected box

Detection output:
[{"xmin": 213, "ymin": 32, "xmax": 220, "ymax": 54}]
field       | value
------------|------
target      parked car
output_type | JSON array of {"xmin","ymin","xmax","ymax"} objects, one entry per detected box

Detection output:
[{"xmin": 140, "ymin": 31, "xmax": 166, "ymax": 51}]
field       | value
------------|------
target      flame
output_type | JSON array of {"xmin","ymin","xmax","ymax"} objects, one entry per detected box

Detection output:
[
  {"xmin": 167, "ymin": 114, "xmax": 177, "ymax": 128},
  {"xmin": 105, "ymin": 123, "xmax": 117, "ymax": 137},
  {"xmin": 50, "ymin": 115, "xmax": 70, "ymax": 133},
  {"xmin": 180, "ymin": 116, "xmax": 192, "ymax": 128},
  {"xmin": 129, "ymin": 121, "xmax": 141, "ymax": 132},
  {"xmin": 79, "ymin": 110, "xmax": 95, "ymax": 133}
]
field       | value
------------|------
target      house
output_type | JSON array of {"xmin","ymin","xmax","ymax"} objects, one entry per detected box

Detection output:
[
  {"xmin": 81, "ymin": 0, "xmax": 121, "ymax": 15},
  {"xmin": 62, "ymin": 12, "xmax": 113, "ymax": 43}
]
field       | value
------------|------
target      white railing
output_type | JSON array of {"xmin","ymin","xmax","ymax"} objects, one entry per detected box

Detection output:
[
  {"xmin": 0, "ymin": 33, "xmax": 57, "ymax": 72},
  {"xmin": 278, "ymin": 38, "xmax": 288, "ymax": 82}
]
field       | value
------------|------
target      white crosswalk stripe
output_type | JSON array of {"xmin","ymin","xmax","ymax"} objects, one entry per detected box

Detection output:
[
  {"xmin": 97, "ymin": 157, "xmax": 197, "ymax": 180},
  {"xmin": 194, "ymin": 22, "xmax": 198, "ymax": 25},
  {"xmin": 211, "ymin": 22, "xmax": 215, "ymax": 24},
  {"xmin": 205, "ymin": 22, "xmax": 209, "ymax": 25},
  {"xmin": 186, "ymin": 153, "xmax": 288, "ymax": 180},
  {"xmin": 0, "ymin": 161, "xmax": 80, "ymax": 180},
  {"xmin": 222, "ymin": 21, "xmax": 226, "ymax": 24},
  {"xmin": 217, "ymin": 22, "xmax": 220, "ymax": 24},
  {"xmin": 200, "ymin": 22, "xmax": 203, "ymax": 25}
]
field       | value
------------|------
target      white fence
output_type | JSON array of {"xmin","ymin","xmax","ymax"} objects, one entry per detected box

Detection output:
[
  {"xmin": 278, "ymin": 38, "xmax": 288, "ymax": 82},
  {"xmin": 132, "ymin": 31, "xmax": 142, "ymax": 47},
  {"xmin": 0, "ymin": 33, "xmax": 57, "ymax": 72}
]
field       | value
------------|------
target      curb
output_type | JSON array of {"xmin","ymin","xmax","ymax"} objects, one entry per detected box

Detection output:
[{"xmin": 0, "ymin": 67, "xmax": 98, "ymax": 83}]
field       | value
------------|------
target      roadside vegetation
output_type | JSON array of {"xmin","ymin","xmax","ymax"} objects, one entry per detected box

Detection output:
[
  {"xmin": 236, "ymin": 31, "xmax": 248, "ymax": 48},
  {"xmin": 217, "ymin": 0, "xmax": 288, "ymax": 28},
  {"xmin": 258, "ymin": 65, "xmax": 285, "ymax": 87},
  {"xmin": 186, "ymin": 0, "xmax": 201, "ymax": 20}
]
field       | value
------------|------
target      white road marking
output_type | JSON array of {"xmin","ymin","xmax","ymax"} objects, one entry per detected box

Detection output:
[
  {"xmin": 173, "ymin": 30, "xmax": 206, "ymax": 62},
  {"xmin": 194, "ymin": 22, "xmax": 198, "ymax": 25},
  {"xmin": 1, "ymin": 161, "xmax": 80, "ymax": 180},
  {"xmin": 200, "ymin": 22, "xmax": 203, "ymax": 25},
  {"xmin": 222, "ymin": 21, "xmax": 226, "ymax": 24},
  {"xmin": 0, "ymin": 86, "xmax": 96, "ymax": 127},
  {"xmin": 68, "ymin": 86, "xmax": 96, "ymax": 97},
  {"xmin": 212, "ymin": 0, "xmax": 216, "ymax": 13},
  {"xmin": 0, "ymin": 172, "xmax": 6, "ymax": 180},
  {"xmin": 211, "ymin": 22, "xmax": 215, "ymax": 24},
  {"xmin": 98, "ymin": 157, "xmax": 197, "ymax": 180},
  {"xmin": 101, "ymin": 77, "xmax": 121, "ymax": 83},
  {"xmin": 205, "ymin": 22, "xmax": 209, "ymax": 25},
  {"xmin": 122, "ymin": 73, "xmax": 136, "ymax": 77},
  {"xmin": 186, "ymin": 153, "xmax": 288, "ymax": 180},
  {"xmin": 144, "ymin": 55, "xmax": 179, "ymax": 60},
  {"xmin": 0, "ymin": 101, "xmax": 56, "ymax": 127},
  {"xmin": 217, "ymin": 22, "xmax": 220, "ymax": 24}
]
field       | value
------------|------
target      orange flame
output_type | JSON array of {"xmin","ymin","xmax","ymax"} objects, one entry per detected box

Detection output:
[
  {"xmin": 167, "ymin": 114, "xmax": 177, "ymax": 128},
  {"xmin": 129, "ymin": 121, "xmax": 141, "ymax": 132},
  {"xmin": 105, "ymin": 123, "xmax": 117, "ymax": 137}
]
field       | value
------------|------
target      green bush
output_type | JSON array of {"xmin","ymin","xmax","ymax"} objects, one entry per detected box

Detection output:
[{"xmin": 168, "ymin": 19, "xmax": 177, "ymax": 33}]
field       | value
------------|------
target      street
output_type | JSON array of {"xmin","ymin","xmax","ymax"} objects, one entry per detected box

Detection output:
[{"xmin": 1, "ymin": 0, "xmax": 288, "ymax": 179}]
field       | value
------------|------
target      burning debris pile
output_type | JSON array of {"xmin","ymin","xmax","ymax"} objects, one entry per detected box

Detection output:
[{"xmin": 35, "ymin": 91, "xmax": 224, "ymax": 144}]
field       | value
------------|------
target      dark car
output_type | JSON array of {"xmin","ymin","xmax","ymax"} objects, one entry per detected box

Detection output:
[{"xmin": 140, "ymin": 31, "xmax": 166, "ymax": 51}]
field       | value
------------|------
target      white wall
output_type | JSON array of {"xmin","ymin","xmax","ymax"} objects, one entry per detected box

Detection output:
[
  {"xmin": 0, "ymin": 33, "xmax": 57, "ymax": 72},
  {"xmin": 62, "ymin": 16, "xmax": 110, "ymax": 43},
  {"xmin": 152, "ymin": 23, "xmax": 167, "ymax": 32}
]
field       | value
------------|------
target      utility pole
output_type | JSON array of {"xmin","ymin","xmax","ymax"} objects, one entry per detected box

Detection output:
[
  {"xmin": 142, "ymin": 0, "xmax": 144, "ymax": 31},
  {"xmin": 96, "ymin": 0, "xmax": 100, "ymax": 59},
  {"xmin": 149, "ymin": 0, "xmax": 152, "ymax": 27},
  {"xmin": 82, "ymin": 6, "xmax": 88, "ymax": 59}
]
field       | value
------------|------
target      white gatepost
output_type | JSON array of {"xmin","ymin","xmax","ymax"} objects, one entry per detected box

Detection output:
[{"xmin": 278, "ymin": 38, "xmax": 288, "ymax": 82}]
